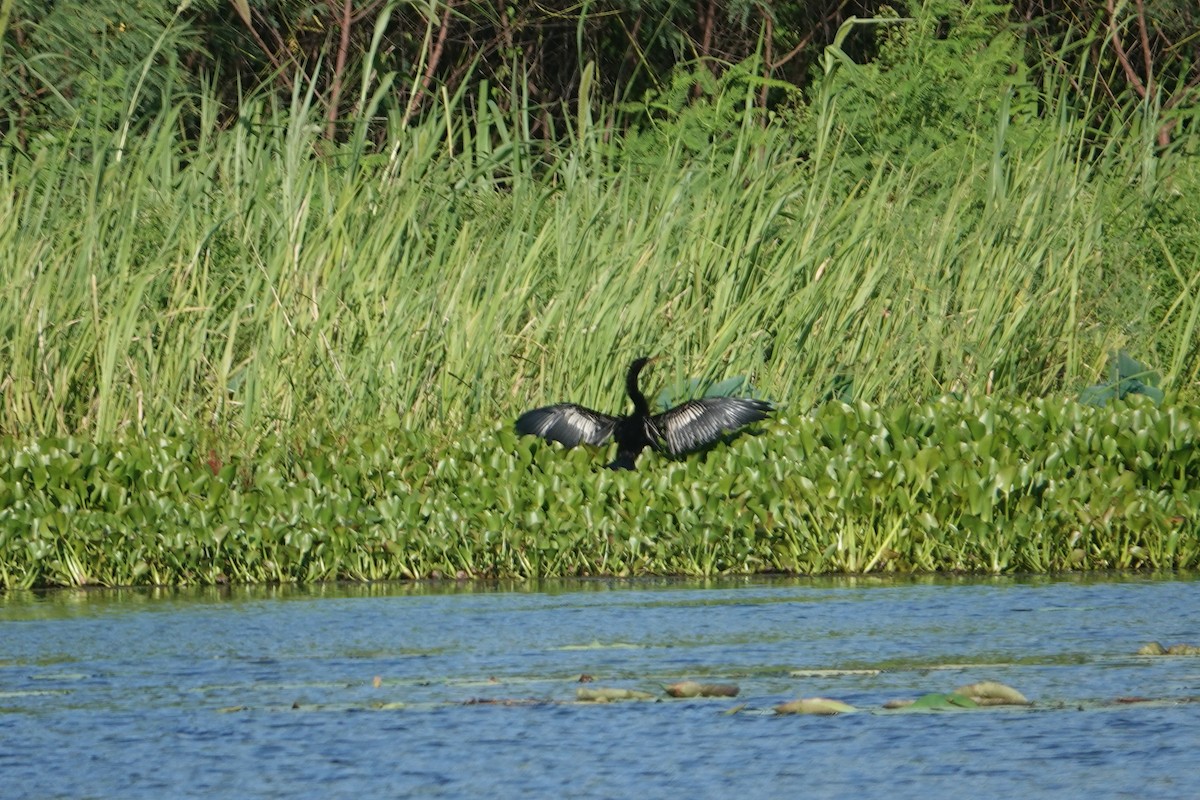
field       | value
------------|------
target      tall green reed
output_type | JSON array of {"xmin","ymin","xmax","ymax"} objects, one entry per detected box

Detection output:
[{"xmin": 0, "ymin": 46, "xmax": 1196, "ymax": 450}]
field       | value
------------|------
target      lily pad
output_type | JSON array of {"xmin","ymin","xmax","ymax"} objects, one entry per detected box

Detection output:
[{"xmin": 890, "ymin": 692, "xmax": 980, "ymax": 710}]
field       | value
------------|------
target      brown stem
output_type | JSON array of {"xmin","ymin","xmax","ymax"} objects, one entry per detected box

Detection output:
[
  {"xmin": 1134, "ymin": 0, "xmax": 1153, "ymax": 96},
  {"xmin": 760, "ymin": 10, "xmax": 773, "ymax": 110},
  {"xmin": 771, "ymin": 31, "xmax": 813, "ymax": 71},
  {"xmin": 326, "ymin": 0, "xmax": 355, "ymax": 140},
  {"xmin": 405, "ymin": 3, "xmax": 453, "ymax": 126},
  {"xmin": 1106, "ymin": 0, "xmax": 1146, "ymax": 99},
  {"xmin": 625, "ymin": 13, "xmax": 644, "ymax": 82},
  {"xmin": 769, "ymin": 0, "xmax": 843, "ymax": 71},
  {"xmin": 705, "ymin": 0, "xmax": 717, "ymax": 56},
  {"xmin": 351, "ymin": 0, "xmax": 386, "ymax": 24},
  {"xmin": 694, "ymin": 0, "xmax": 717, "ymax": 98},
  {"xmin": 1158, "ymin": 72, "xmax": 1200, "ymax": 148},
  {"xmin": 232, "ymin": 2, "xmax": 295, "ymax": 94}
]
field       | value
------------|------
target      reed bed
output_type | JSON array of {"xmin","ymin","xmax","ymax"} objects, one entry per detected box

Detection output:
[{"xmin": 3, "ymin": 75, "xmax": 1195, "ymax": 446}]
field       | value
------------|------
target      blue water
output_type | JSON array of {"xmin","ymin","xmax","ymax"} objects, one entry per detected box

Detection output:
[{"xmin": 2, "ymin": 575, "xmax": 1198, "ymax": 799}]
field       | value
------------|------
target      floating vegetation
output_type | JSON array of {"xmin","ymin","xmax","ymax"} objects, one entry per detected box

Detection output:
[
  {"xmin": 554, "ymin": 642, "xmax": 642, "ymax": 651},
  {"xmin": 884, "ymin": 681, "xmax": 1029, "ymax": 710},
  {"xmin": 576, "ymin": 687, "xmax": 657, "ymax": 703},
  {"xmin": 1136, "ymin": 642, "xmax": 1200, "ymax": 656},
  {"xmin": 885, "ymin": 693, "xmax": 980, "ymax": 710},
  {"xmin": 774, "ymin": 697, "xmax": 858, "ymax": 715},
  {"xmin": 664, "ymin": 682, "xmax": 740, "ymax": 698},
  {"xmin": 954, "ymin": 681, "xmax": 1031, "ymax": 706},
  {"xmin": 462, "ymin": 698, "xmax": 549, "ymax": 707},
  {"xmin": 1, "ymin": 395, "xmax": 1198, "ymax": 588},
  {"xmin": 187, "ymin": 671, "xmax": 1200, "ymax": 716}
]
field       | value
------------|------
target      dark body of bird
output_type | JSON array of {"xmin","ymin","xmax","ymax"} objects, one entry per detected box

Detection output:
[{"xmin": 515, "ymin": 357, "xmax": 772, "ymax": 469}]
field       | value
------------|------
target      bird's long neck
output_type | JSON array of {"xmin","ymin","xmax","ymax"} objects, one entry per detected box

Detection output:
[{"xmin": 626, "ymin": 359, "xmax": 651, "ymax": 417}]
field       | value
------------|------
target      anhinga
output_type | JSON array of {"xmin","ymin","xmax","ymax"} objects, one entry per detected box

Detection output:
[{"xmin": 515, "ymin": 357, "xmax": 773, "ymax": 469}]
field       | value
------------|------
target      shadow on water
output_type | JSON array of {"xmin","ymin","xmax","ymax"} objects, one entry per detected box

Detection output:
[{"xmin": 2, "ymin": 573, "xmax": 1198, "ymax": 799}]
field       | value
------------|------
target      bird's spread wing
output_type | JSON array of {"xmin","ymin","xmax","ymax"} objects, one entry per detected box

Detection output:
[
  {"xmin": 654, "ymin": 398, "xmax": 772, "ymax": 456},
  {"xmin": 515, "ymin": 404, "xmax": 619, "ymax": 448}
]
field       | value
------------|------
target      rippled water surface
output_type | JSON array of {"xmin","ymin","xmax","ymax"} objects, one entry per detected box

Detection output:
[{"xmin": 3, "ymin": 574, "xmax": 1199, "ymax": 799}]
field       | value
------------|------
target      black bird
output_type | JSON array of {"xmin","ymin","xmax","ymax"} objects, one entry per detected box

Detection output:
[{"xmin": 515, "ymin": 357, "xmax": 773, "ymax": 469}]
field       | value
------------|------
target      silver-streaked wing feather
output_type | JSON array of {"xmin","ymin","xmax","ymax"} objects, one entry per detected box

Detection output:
[
  {"xmin": 655, "ymin": 397, "xmax": 772, "ymax": 456},
  {"xmin": 515, "ymin": 404, "xmax": 619, "ymax": 448}
]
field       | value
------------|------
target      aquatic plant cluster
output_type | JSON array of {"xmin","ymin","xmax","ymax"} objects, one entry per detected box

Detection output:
[{"xmin": 1, "ymin": 397, "xmax": 1196, "ymax": 588}]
